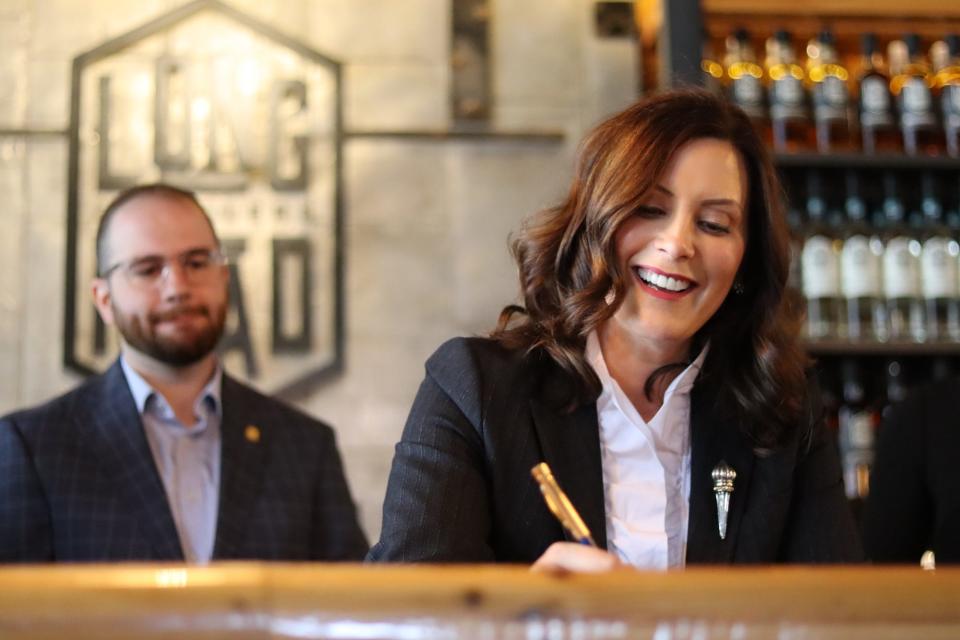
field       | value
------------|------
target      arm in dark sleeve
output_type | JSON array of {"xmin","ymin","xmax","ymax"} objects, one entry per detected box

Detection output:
[
  {"xmin": 367, "ymin": 367, "xmax": 492, "ymax": 562},
  {"xmin": 862, "ymin": 391, "xmax": 932, "ymax": 563},
  {"xmin": 779, "ymin": 381, "xmax": 864, "ymax": 562},
  {"xmin": 0, "ymin": 418, "xmax": 54, "ymax": 562},
  {"xmin": 312, "ymin": 426, "xmax": 370, "ymax": 561}
]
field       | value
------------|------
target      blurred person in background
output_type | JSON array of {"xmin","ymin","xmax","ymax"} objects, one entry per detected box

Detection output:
[
  {"xmin": 0, "ymin": 184, "xmax": 367, "ymax": 563},
  {"xmin": 863, "ymin": 377, "xmax": 960, "ymax": 565}
]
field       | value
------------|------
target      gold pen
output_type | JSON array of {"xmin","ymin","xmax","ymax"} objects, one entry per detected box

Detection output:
[{"xmin": 530, "ymin": 462, "xmax": 597, "ymax": 547}]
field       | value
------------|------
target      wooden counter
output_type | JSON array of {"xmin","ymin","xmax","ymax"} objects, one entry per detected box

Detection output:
[{"xmin": 0, "ymin": 564, "xmax": 957, "ymax": 638}]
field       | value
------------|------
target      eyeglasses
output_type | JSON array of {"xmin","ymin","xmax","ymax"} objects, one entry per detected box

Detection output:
[{"xmin": 101, "ymin": 248, "xmax": 228, "ymax": 288}]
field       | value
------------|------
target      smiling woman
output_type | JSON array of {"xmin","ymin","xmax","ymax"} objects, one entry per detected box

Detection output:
[{"xmin": 368, "ymin": 89, "xmax": 863, "ymax": 570}]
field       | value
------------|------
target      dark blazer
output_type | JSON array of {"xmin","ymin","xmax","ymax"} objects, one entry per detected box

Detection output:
[
  {"xmin": 0, "ymin": 360, "xmax": 368, "ymax": 562},
  {"xmin": 368, "ymin": 337, "xmax": 862, "ymax": 564},
  {"xmin": 863, "ymin": 377, "xmax": 960, "ymax": 564}
]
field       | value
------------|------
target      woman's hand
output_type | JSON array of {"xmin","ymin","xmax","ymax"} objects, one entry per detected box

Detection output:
[{"xmin": 531, "ymin": 542, "xmax": 621, "ymax": 573}]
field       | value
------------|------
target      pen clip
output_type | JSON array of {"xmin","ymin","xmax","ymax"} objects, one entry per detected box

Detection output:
[{"xmin": 531, "ymin": 462, "xmax": 597, "ymax": 547}]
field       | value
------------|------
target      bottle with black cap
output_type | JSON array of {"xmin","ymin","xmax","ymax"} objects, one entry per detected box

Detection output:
[
  {"xmin": 801, "ymin": 170, "xmax": 843, "ymax": 340},
  {"xmin": 919, "ymin": 172, "xmax": 960, "ymax": 341},
  {"xmin": 841, "ymin": 170, "xmax": 885, "ymax": 342},
  {"xmin": 881, "ymin": 172, "xmax": 926, "ymax": 342}
]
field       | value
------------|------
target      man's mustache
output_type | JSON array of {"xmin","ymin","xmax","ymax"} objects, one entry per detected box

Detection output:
[{"xmin": 149, "ymin": 305, "xmax": 210, "ymax": 323}]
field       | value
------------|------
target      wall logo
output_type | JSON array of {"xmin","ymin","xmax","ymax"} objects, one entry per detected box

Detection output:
[{"xmin": 65, "ymin": 0, "xmax": 344, "ymax": 397}]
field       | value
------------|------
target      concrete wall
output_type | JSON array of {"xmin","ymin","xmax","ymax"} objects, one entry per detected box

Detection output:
[{"xmin": 0, "ymin": 0, "xmax": 638, "ymax": 541}]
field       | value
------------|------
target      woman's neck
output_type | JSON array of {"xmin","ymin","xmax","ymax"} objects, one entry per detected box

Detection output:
[{"xmin": 596, "ymin": 321, "xmax": 690, "ymax": 422}]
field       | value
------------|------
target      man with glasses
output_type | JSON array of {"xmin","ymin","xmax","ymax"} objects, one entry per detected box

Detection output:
[{"xmin": 0, "ymin": 183, "xmax": 368, "ymax": 562}]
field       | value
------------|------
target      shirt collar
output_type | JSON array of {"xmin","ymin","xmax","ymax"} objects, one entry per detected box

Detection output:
[
  {"xmin": 586, "ymin": 330, "xmax": 708, "ymax": 401},
  {"xmin": 120, "ymin": 356, "xmax": 223, "ymax": 419}
]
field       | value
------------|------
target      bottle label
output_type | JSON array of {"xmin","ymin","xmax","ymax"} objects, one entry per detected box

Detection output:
[
  {"xmin": 840, "ymin": 410, "xmax": 875, "ymax": 453},
  {"xmin": 944, "ymin": 85, "xmax": 960, "ymax": 129},
  {"xmin": 921, "ymin": 236, "xmax": 960, "ymax": 298},
  {"xmin": 770, "ymin": 75, "xmax": 806, "ymax": 120},
  {"xmin": 801, "ymin": 235, "xmax": 840, "ymax": 298},
  {"xmin": 814, "ymin": 75, "xmax": 849, "ymax": 123},
  {"xmin": 860, "ymin": 76, "xmax": 894, "ymax": 127},
  {"xmin": 900, "ymin": 77, "xmax": 936, "ymax": 128},
  {"xmin": 732, "ymin": 76, "xmax": 764, "ymax": 118},
  {"xmin": 883, "ymin": 236, "xmax": 922, "ymax": 298},
  {"xmin": 841, "ymin": 235, "xmax": 881, "ymax": 298}
]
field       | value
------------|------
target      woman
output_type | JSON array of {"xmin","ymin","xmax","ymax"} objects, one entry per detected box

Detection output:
[{"xmin": 368, "ymin": 89, "xmax": 862, "ymax": 568}]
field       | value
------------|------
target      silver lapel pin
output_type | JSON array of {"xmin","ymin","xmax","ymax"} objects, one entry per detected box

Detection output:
[{"xmin": 711, "ymin": 461, "xmax": 736, "ymax": 540}]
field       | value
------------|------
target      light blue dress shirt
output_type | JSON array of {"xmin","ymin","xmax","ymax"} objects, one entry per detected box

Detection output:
[{"xmin": 121, "ymin": 358, "xmax": 222, "ymax": 563}]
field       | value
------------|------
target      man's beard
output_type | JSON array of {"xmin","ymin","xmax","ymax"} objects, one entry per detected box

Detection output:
[{"xmin": 112, "ymin": 302, "xmax": 227, "ymax": 367}]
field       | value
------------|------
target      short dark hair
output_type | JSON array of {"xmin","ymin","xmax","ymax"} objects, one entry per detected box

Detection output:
[
  {"xmin": 493, "ymin": 88, "xmax": 807, "ymax": 451},
  {"xmin": 95, "ymin": 183, "xmax": 219, "ymax": 276}
]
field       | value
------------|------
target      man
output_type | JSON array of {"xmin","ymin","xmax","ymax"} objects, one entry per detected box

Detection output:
[{"xmin": 0, "ymin": 184, "xmax": 368, "ymax": 562}]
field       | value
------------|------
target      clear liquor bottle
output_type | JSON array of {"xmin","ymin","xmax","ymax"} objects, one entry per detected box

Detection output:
[
  {"xmin": 841, "ymin": 171, "xmax": 885, "ymax": 341},
  {"xmin": 891, "ymin": 34, "xmax": 943, "ymax": 156},
  {"xmin": 837, "ymin": 358, "xmax": 878, "ymax": 501},
  {"xmin": 724, "ymin": 29, "xmax": 766, "ymax": 123},
  {"xmin": 801, "ymin": 170, "xmax": 844, "ymax": 340},
  {"xmin": 858, "ymin": 33, "xmax": 900, "ymax": 154},
  {"xmin": 807, "ymin": 29, "xmax": 854, "ymax": 152},
  {"xmin": 934, "ymin": 34, "xmax": 960, "ymax": 157},
  {"xmin": 919, "ymin": 172, "xmax": 960, "ymax": 341},
  {"xmin": 766, "ymin": 29, "xmax": 811, "ymax": 152},
  {"xmin": 881, "ymin": 172, "xmax": 926, "ymax": 342}
]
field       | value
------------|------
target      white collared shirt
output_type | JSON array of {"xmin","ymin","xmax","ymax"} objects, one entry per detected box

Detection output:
[{"xmin": 586, "ymin": 331, "xmax": 707, "ymax": 569}]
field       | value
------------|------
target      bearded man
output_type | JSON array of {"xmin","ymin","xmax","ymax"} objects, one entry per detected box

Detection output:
[{"xmin": 0, "ymin": 184, "xmax": 368, "ymax": 563}]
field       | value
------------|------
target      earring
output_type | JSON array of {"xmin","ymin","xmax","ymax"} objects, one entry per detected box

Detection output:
[{"xmin": 733, "ymin": 281, "xmax": 744, "ymax": 295}]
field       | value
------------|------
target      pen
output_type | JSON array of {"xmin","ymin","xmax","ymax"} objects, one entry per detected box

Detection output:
[{"xmin": 530, "ymin": 462, "xmax": 597, "ymax": 547}]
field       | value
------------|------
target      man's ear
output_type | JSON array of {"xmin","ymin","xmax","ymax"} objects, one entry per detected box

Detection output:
[{"xmin": 91, "ymin": 278, "xmax": 115, "ymax": 326}]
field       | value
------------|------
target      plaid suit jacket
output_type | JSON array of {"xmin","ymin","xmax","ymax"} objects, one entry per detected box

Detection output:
[
  {"xmin": 0, "ymin": 360, "xmax": 368, "ymax": 562},
  {"xmin": 368, "ymin": 337, "xmax": 863, "ymax": 564}
]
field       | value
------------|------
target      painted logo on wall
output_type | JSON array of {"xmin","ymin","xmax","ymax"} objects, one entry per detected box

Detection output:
[{"xmin": 65, "ymin": 0, "xmax": 344, "ymax": 397}]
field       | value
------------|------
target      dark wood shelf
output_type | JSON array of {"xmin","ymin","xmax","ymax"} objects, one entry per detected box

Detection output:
[
  {"xmin": 775, "ymin": 153, "xmax": 960, "ymax": 171},
  {"xmin": 805, "ymin": 340, "xmax": 960, "ymax": 357}
]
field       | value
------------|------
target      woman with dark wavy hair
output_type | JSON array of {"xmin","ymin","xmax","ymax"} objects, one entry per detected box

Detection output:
[{"xmin": 369, "ymin": 89, "xmax": 862, "ymax": 569}]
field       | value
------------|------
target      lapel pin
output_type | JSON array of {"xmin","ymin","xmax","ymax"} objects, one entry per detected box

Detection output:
[
  {"xmin": 244, "ymin": 425, "xmax": 261, "ymax": 443},
  {"xmin": 711, "ymin": 461, "xmax": 736, "ymax": 540}
]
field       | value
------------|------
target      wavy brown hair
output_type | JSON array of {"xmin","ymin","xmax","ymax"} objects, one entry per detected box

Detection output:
[{"xmin": 492, "ymin": 88, "xmax": 807, "ymax": 451}]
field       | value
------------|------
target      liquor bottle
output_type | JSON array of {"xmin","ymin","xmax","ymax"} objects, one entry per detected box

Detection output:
[
  {"xmin": 919, "ymin": 172, "xmax": 960, "ymax": 341},
  {"xmin": 766, "ymin": 29, "xmax": 811, "ymax": 152},
  {"xmin": 934, "ymin": 34, "xmax": 960, "ymax": 157},
  {"xmin": 891, "ymin": 34, "xmax": 942, "ymax": 156},
  {"xmin": 841, "ymin": 171, "xmax": 885, "ymax": 341},
  {"xmin": 784, "ymin": 170, "xmax": 807, "ymax": 318},
  {"xmin": 837, "ymin": 358, "xmax": 878, "ymax": 501},
  {"xmin": 857, "ymin": 33, "xmax": 900, "ymax": 154},
  {"xmin": 807, "ymin": 29, "xmax": 854, "ymax": 152},
  {"xmin": 881, "ymin": 359, "xmax": 908, "ymax": 421},
  {"xmin": 800, "ymin": 170, "xmax": 843, "ymax": 340},
  {"xmin": 701, "ymin": 33, "xmax": 725, "ymax": 96},
  {"xmin": 881, "ymin": 172, "xmax": 926, "ymax": 342},
  {"xmin": 724, "ymin": 28, "xmax": 767, "ymax": 130}
]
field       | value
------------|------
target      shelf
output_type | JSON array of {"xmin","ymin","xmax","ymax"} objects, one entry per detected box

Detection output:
[
  {"xmin": 775, "ymin": 153, "xmax": 960, "ymax": 171},
  {"xmin": 805, "ymin": 340, "xmax": 960, "ymax": 357}
]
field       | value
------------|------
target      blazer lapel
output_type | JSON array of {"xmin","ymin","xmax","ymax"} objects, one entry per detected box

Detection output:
[
  {"xmin": 686, "ymin": 382, "xmax": 755, "ymax": 563},
  {"xmin": 212, "ymin": 374, "xmax": 267, "ymax": 559},
  {"xmin": 528, "ymin": 370, "xmax": 607, "ymax": 551},
  {"xmin": 86, "ymin": 362, "xmax": 183, "ymax": 560}
]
